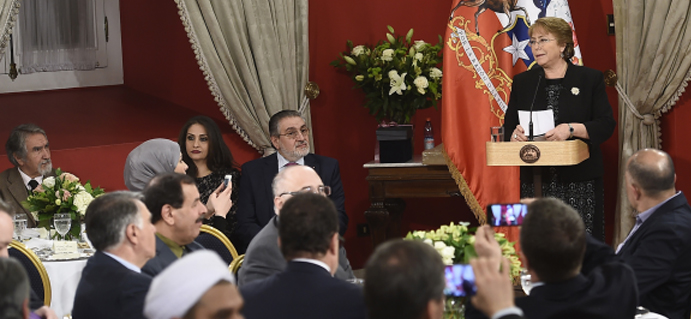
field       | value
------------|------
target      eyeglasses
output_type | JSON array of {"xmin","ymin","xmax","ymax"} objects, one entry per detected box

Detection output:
[
  {"xmin": 528, "ymin": 38, "xmax": 556, "ymax": 48},
  {"xmin": 279, "ymin": 185, "xmax": 332, "ymax": 197},
  {"xmin": 279, "ymin": 127, "xmax": 310, "ymax": 140}
]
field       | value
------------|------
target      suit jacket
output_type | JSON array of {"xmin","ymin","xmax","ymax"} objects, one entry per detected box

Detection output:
[
  {"xmin": 240, "ymin": 261, "xmax": 366, "ymax": 319},
  {"xmin": 234, "ymin": 153, "xmax": 347, "ymax": 252},
  {"xmin": 0, "ymin": 167, "xmax": 55, "ymax": 227},
  {"xmin": 141, "ymin": 235, "xmax": 204, "ymax": 277},
  {"xmin": 502, "ymin": 63, "xmax": 615, "ymax": 182},
  {"xmin": 238, "ymin": 216, "xmax": 353, "ymax": 287},
  {"xmin": 72, "ymin": 251, "xmax": 152, "ymax": 319},
  {"xmin": 585, "ymin": 192, "xmax": 691, "ymax": 319},
  {"xmin": 467, "ymin": 262, "xmax": 638, "ymax": 319}
]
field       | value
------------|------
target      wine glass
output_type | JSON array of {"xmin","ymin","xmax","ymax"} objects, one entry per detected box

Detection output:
[
  {"xmin": 13, "ymin": 213, "xmax": 28, "ymax": 241},
  {"xmin": 53, "ymin": 213, "xmax": 72, "ymax": 240}
]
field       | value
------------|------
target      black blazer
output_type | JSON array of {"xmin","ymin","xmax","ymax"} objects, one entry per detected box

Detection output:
[
  {"xmin": 141, "ymin": 235, "xmax": 204, "ymax": 277},
  {"xmin": 72, "ymin": 251, "xmax": 152, "ymax": 319},
  {"xmin": 503, "ymin": 63, "xmax": 615, "ymax": 182},
  {"xmin": 240, "ymin": 261, "xmax": 366, "ymax": 319},
  {"xmin": 234, "ymin": 153, "xmax": 347, "ymax": 252},
  {"xmin": 467, "ymin": 262, "xmax": 638, "ymax": 319},
  {"xmin": 586, "ymin": 192, "xmax": 691, "ymax": 319}
]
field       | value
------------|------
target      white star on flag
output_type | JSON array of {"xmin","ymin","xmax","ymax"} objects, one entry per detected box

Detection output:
[{"xmin": 503, "ymin": 33, "xmax": 530, "ymax": 66}]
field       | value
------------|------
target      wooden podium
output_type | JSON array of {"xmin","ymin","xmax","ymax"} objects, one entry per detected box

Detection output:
[{"xmin": 486, "ymin": 140, "xmax": 589, "ymax": 197}]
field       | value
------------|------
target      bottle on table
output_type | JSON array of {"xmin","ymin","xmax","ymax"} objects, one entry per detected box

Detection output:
[{"xmin": 424, "ymin": 118, "xmax": 435, "ymax": 150}]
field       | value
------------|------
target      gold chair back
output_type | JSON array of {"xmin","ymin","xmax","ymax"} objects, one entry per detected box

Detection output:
[
  {"xmin": 229, "ymin": 254, "xmax": 244, "ymax": 275},
  {"xmin": 9, "ymin": 240, "xmax": 52, "ymax": 306},
  {"xmin": 198, "ymin": 224, "xmax": 239, "ymax": 262}
]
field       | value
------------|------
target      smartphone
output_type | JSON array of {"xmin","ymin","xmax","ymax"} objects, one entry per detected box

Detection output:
[
  {"xmin": 223, "ymin": 174, "xmax": 233, "ymax": 188},
  {"xmin": 487, "ymin": 203, "xmax": 528, "ymax": 227},
  {"xmin": 444, "ymin": 264, "xmax": 476, "ymax": 297}
]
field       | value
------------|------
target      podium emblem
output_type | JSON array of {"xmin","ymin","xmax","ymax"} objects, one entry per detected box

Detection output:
[{"xmin": 519, "ymin": 144, "xmax": 540, "ymax": 163}]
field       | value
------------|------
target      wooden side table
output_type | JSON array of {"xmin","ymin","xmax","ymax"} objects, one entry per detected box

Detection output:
[{"xmin": 363, "ymin": 158, "xmax": 460, "ymax": 247}]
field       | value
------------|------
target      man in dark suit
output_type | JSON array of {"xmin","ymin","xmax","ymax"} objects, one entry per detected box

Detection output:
[
  {"xmin": 0, "ymin": 124, "xmax": 54, "ymax": 227},
  {"xmin": 238, "ymin": 165, "xmax": 353, "ymax": 286},
  {"xmin": 467, "ymin": 198, "xmax": 638, "ymax": 319},
  {"xmin": 0, "ymin": 258, "xmax": 32, "ymax": 319},
  {"xmin": 141, "ymin": 173, "xmax": 209, "ymax": 276},
  {"xmin": 234, "ymin": 110, "xmax": 347, "ymax": 252},
  {"xmin": 585, "ymin": 148, "xmax": 691, "ymax": 319},
  {"xmin": 241, "ymin": 193, "xmax": 365, "ymax": 319},
  {"xmin": 72, "ymin": 191, "xmax": 157, "ymax": 319}
]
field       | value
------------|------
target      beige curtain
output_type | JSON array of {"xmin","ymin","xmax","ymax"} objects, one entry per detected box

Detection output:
[
  {"xmin": 613, "ymin": 0, "xmax": 691, "ymax": 245},
  {"xmin": 0, "ymin": 0, "xmax": 20, "ymax": 60},
  {"xmin": 175, "ymin": 0, "xmax": 312, "ymax": 154}
]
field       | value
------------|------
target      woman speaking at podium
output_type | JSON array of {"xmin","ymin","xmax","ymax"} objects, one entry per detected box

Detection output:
[{"xmin": 503, "ymin": 17, "xmax": 615, "ymax": 240}]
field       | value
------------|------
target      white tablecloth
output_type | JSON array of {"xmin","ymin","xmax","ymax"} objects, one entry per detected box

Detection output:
[{"xmin": 43, "ymin": 258, "xmax": 88, "ymax": 317}]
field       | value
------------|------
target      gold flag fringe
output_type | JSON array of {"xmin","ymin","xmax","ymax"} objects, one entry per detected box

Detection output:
[{"xmin": 443, "ymin": 148, "xmax": 487, "ymax": 225}]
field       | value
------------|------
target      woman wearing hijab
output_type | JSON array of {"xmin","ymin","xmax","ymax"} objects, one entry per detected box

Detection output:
[
  {"xmin": 503, "ymin": 17, "xmax": 615, "ymax": 240},
  {"xmin": 123, "ymin": 138, "xmax": 232, "ymax": 217}
]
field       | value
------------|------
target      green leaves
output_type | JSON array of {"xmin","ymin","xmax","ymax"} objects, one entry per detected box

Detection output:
[{"xmin": 332, "ymin": 26, "xmax": 444, "ymax": 123}]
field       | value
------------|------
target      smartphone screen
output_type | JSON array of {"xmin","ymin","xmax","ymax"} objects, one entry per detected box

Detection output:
[
  {"xmin": 223, "ymin": 174, "xmax": 233, "ymax": 188},
  {"xmin": 444, "ymin": 264, "xmax": 476, "ymax": 297},
  {"xmin": 488, "ymin": 203, "xmax": 528, "ymax": 226}
]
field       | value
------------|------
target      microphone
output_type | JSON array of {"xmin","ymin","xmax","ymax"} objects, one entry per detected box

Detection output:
[{"xmin": 528, "ymin": 74, "xmax": 542, "ymax": 141}]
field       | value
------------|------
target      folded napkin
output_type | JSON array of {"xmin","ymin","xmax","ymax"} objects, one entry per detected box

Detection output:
[{"xmin": 23, "ymin": 238, "xmax": 53, "ymax": 250}]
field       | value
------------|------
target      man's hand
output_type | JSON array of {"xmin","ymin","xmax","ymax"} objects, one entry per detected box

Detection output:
[
  {"xmin": 34, "ymin": 305, "xmax": 57, "ymax": 319},
  {"xmin": 474, "ymin": 225, "xmax": 502, "ymax": 261},
  {"xmin": 206, "ymin": 183, "xmax": 233, "ymax": 219},
  {"xmin": 470, "ymin": 257, "xmax": 516, "ymax": 317}
]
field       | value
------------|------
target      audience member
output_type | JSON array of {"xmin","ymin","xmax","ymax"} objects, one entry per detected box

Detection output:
[
  {"xmin": 72, "ymin": 192, "xmax": 157, "ymax": 319},
  {"xmin": 235, "ymin": 110, "xmax": 347, "ymax": 252},
  {"xmin": 364, "ymin": 239, "xmax": 445, "ymax": 319},
  {"xmin": 0, "ymin": 199, "xmax": 57, "ymax": 319},
  {"xmin": 238, "ymin": 165, "xmax": 353, "ymax": 286},
  {"xmin": 124, "ymin": 139, "xmax": 188, "ymax": 192},
  {"xmin": 179, "ymin": 115, "xmax": 241, "ymax": 239},
  {"xmin": 586, "ymin": 148, "xmax": 691, "ymax": 319},
  {"xmin": 0, "ymin": 258, "xmax": 32, "ymax": 319},
  {"xmin": 0, "ymin": 124, "xmax": 54, "ymax": 227},
  {"xmin": 144, "ymin": 250, "xmax": 243, "ymax": 319},
  {"xmin": 467, "ymin": 199, "xmax": 638, "ymax": 319},
  {"xmin": 141, "ymin": 173, "xmax": 209, "ymax": 276},
  {"xmin": 241, "ymin": 193, "xmax": 365, "ymax": 319}
]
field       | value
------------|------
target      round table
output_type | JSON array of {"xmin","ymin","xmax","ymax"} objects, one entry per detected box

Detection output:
[{"xmin": 43, "ymin": 258, "xmax": 88, "ymax": 317}]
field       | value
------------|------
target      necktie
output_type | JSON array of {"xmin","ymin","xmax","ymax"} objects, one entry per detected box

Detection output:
[
  {"xmin": 284, "ymin": 162, "xmax": 299, "ymax": 167},
  {"xmin": 28, "ymin": 180, "xmax": 39, "ymax": 191}
]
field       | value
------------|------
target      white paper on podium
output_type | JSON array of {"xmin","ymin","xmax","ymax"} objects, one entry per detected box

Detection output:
[{"xmin": 518, "ymin": 110, "xmax": 555, "ymax": 137}]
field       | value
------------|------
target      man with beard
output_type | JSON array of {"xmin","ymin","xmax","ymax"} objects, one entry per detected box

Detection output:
[
  {"xmin": 234, "ymin": 110, "xmax": 347, "ymax": 253},
  {"xmin": 0, "ymin": 124, "xmax": 54, "ymax": 227}
]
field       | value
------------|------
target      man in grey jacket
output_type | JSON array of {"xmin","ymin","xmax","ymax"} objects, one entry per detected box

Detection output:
[{"xmin": 238, "ymin": 165, "xmax": 354, "ymax": 286}]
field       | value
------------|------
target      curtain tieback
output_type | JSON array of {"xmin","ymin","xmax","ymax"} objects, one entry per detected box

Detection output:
[{"xmin": 615, "ymin": 82, "xmax": 659, "ymax": 149}]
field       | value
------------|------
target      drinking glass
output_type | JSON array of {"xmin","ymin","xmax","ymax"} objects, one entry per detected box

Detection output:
[
  {"xmin": 13, "ymin": 213, "xmax": 28, "ymax": 240},
  {"xmin": 490, "ymin": 126, "xmax": 504, "ymax": 142},
  {"xmin": 54, "ymin": 213, "xmax": 72, "ymax": 239}
]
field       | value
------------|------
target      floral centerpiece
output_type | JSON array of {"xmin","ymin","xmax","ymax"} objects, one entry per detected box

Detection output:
[
  {"xmin": 331, "ymin": 26, "xmax": 443, "ymax": 124},
  {"xmin": 406, "ymin": 222, "xmax": 521, "ymax": 319},
  {"xmin": 23, "ymin": 168, "xmax": 104, "ymax": 240}
]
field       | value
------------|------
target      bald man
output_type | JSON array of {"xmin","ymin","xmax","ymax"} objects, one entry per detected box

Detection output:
[
  {"xmin": 238, "ymin": 165, "xmax": 354, "ymax": 287},
  {"xmin": 586, "ymin": 149, "xmax": 691, "ymax": 319}
]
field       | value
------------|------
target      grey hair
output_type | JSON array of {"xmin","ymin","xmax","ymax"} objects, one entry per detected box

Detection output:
[
  {"xmin": 0, "ymin": 198, "xmax": 15, "ymax": 218},
  {"xmin": 268, "ymin": 110, "xmax": 305, "ymax": 138},
  {"xmin": 5, "ymin": 124, "xmax": 47, "ymax": 167},
  {"xmin": 85, "ymin": 191, "xmax": 145, "ymax": 252},
  {"xmin": 0, "ymin": 258, "xmax": 30, "ymax": 319}
]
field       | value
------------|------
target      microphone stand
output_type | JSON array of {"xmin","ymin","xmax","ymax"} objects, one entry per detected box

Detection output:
[{"xmin": 528, "ymin": 74, "xmax": 542, "ymax": 141}]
